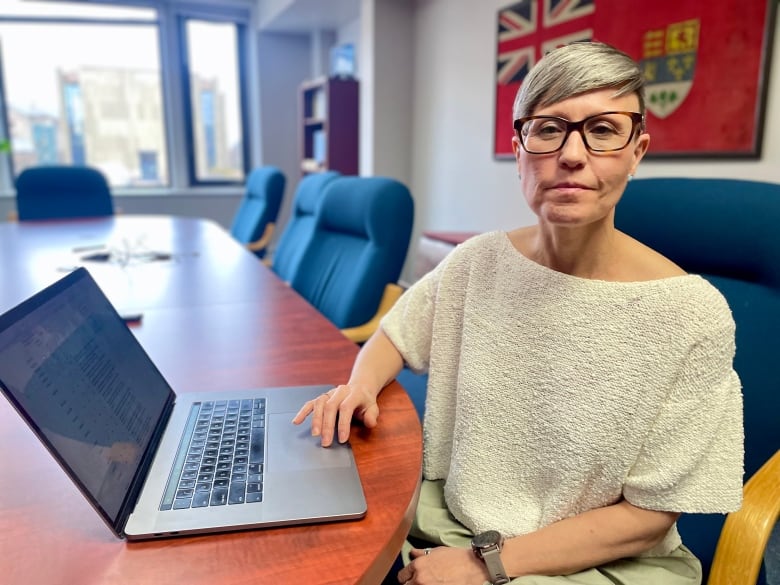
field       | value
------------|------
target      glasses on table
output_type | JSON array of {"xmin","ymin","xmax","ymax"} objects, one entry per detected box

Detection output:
[{"xmin": 513, "ymin": 111, "xmax": 643, "ymax": 154}]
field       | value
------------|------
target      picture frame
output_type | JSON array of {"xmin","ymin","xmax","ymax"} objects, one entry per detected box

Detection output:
[{"xmin": 494, "ymin": 0, "xmax": 777, "ymax": 159}]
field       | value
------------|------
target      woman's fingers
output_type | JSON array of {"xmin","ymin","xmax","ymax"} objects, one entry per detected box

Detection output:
[{"xmin": 292, "ymin": 385, "xmax": 377, "ymax": 447}]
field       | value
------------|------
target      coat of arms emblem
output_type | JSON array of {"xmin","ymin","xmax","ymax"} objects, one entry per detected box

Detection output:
[{"xmin": 640, "ymin": 19, "xmax": 700, "ymax": 119}]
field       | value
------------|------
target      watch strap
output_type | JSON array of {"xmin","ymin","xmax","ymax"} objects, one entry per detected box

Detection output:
[{"xmin": 481, "ymin": 544, "xmax": 510, "ymax": 585}]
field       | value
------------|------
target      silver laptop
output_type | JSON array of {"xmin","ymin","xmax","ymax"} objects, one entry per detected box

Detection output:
[{"xmin": 0, "ymin": 268, "xmax": 366, "ymax": 540}]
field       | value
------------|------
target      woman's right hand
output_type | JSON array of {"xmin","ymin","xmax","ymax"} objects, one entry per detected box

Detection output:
[
  {"xmin": 293, "ymin": 327, "xmax": 405, "ymax": 447},
  {"xmin": 292, "ymin": 382, "xmax": 380, "ymax": 447}
]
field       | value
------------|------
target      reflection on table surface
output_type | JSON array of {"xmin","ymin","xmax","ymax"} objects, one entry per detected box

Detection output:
[{"xmin": 0, "ymin": 215, "xmax": 283, "ymax": 313}]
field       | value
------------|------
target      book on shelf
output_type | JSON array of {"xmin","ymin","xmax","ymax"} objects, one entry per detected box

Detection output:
[
  {"xmin": 312, "ymin": 89, "xmax": 327, "ymax": 119},
  {"xmin": 301, "ymin": 158, "xmax": 323, "ymax": 173},
  {"xmin": 312, "ymin": 129, "xmax": 326, "ymax": 164}
]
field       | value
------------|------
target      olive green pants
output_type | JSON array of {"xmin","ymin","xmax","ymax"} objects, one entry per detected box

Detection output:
[{"xmin": 401, "ymin": 480, "xmax": 702, "ymax": 585}]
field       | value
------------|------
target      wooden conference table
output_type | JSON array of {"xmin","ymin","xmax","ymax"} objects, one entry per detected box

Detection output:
[{"xmin": 0, "ymin": 215, "xmax": 423, "ymax": 585}]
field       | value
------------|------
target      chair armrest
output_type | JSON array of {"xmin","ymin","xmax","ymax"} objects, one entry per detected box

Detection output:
[
  {"xmin": 341, "ymin": 283, "xmax": 405, "ymax": 344},
  {"xmin": 246, "ymin": 222, "xmax": 275, "ymax": 252},
  {"xmin": 708, "ymin": 449, "xmax": 780, "ymax": 585}
]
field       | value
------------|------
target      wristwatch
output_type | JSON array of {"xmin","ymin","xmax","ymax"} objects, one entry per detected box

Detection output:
[{"xmin": 471, "ymin": 530, "xmax": 510, "ymax": 585}]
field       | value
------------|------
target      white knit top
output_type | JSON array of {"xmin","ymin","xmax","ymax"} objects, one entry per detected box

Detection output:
[{"xmin": 382, "ymin": 231, "xmax": 744, "ymax": 555}]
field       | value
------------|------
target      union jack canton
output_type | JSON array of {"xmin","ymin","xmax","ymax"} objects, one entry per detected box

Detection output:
[{"xmin": 496, "ymin": 0, "xmax": 595, "ymax": 86}]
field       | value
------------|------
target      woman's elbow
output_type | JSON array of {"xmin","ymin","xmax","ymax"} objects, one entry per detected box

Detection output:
[{"xmin": 629, "ymin": 504, "xmax": 681, "ymax": 550}]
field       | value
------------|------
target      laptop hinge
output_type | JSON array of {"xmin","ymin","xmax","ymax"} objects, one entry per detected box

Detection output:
[{"xmin": 115, "ymin": 393, "xmax": 176, "ymax": 537}]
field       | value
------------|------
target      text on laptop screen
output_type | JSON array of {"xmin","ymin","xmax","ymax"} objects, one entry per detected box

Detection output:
[{"xmin": 0, "ymin": 273, "xmax": 171, "ymax": 523}]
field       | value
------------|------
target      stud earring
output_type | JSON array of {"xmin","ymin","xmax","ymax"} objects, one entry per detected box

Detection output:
[{"xmin": 627, "ymin": 174, "xmax": 634, "ymax": 182}]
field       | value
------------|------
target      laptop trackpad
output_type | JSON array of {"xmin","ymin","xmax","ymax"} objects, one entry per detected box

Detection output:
[{"xmin": 266, "ymin": 413, "xmax": 353, "ymax": 472}]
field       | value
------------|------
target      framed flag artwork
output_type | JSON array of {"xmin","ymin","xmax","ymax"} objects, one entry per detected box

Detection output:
[{"xmin": 494, "ymin": 0, "xmax": 777, "ymax": 159}]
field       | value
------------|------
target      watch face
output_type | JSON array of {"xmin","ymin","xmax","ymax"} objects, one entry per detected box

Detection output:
[{"xmin": 472, "ymin": 530, "xmax": 501, "ymax": 548}]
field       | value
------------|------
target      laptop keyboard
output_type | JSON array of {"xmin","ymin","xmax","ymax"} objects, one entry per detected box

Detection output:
[{"xmin": 160, "ymin": 398, "xmax": 266, "ymax": 511}]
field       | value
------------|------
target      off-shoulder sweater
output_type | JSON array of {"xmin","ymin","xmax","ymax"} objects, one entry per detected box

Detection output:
[{"xmin": 381, "ymin": 231, "xmax": 744, "ymax": 555}]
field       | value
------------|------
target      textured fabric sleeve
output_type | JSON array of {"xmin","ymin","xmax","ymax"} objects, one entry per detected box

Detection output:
[
  {"xmin": 623, "ymin": 319, "xmax": 744, "ymax": 514},
  {"xmin": 380, "ymin": 262, "xmax": 441, "ymax": 374}
]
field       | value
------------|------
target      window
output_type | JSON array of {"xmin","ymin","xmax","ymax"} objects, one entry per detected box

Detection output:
[
  {"xmin": 182, "ymin": 19, "xmax": 246, "ymax": 183},
  {"xmin": 0, "ymin": 0, "xmax": 252, "ymax": 191}
]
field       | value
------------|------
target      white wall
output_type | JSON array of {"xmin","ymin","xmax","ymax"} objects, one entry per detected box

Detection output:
[
  {"xmin": 0, "ymin": 185, "xmax": 246, "ymax": 229},
  {"xmin": 409, "ymin": 0, "xmax": 780, "ymax": 245},
  {"xmin": 338, "ymin": 16, "xmax": 362, "ymax": 55},
  {"xmin": 256, "ymin": 0, "xmax": 296, "ymax": 29},
  {"xmin": 112, "ymin": 192, "xmax": 240, "ymax": 227},
  {"xmin": 359, "ymin": 0, "xmax": 415, "ymax": 181},
  {"xmin": 256, "ymin": 31, "xmax": 311, "ymax": 249}
]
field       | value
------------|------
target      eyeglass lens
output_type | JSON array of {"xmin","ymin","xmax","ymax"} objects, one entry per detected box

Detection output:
[{"xmin": 519, "ymin": 112, "xmax": 638, "ymax": 153}]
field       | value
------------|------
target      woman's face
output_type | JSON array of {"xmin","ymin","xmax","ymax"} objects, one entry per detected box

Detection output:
[{"xmin": 512, "ymin": 88, "xmax": 650, "ymax": 229}]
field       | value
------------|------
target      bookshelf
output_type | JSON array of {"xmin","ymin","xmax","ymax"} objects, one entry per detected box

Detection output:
[{"xmin": 300, "ymin": 77, "xmax": 359, "ymax": 175}]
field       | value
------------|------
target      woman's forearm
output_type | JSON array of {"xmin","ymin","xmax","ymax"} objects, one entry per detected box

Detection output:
[
  {"xmin": 347, "ymin": 327, "xmax": 405, "ymax": 396},
  {"xmin": 501, "ymin": 500, "xmax": 679, "ymax": 577}
]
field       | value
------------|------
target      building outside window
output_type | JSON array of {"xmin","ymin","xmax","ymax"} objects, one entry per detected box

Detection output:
[{"xmin": 184, "ymin": 18, "xmax": 245, "ymax": 183}]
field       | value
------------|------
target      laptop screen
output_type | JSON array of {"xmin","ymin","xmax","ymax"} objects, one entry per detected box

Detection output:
[{"xmin": 0, "ymin": 269, "xmax": 173, "ymax": 530}]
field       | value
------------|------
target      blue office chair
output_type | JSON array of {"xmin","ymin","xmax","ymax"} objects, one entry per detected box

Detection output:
[
  {"xmin": 271, "ymin": 171, "xmax": 341, "ymax": 282},
  {"xmin": 229, "ymin": 166, "xmax": 286, "ymax": 258},
  {"xmin": 288, "ymin": 176, "xmax": 414, "ymax": 342},
  {"xmin": 14, "ymin": 165, "xmax": 114, "ymax": 221},
  {"xmin": 616, "ymin": 177, "xmax": 780, "ymax": 585}
]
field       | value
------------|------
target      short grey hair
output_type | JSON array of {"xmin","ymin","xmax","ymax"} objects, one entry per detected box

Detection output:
[{"xmin": 513, "ymin": 41, "xmax": 646, "ymax": 125}]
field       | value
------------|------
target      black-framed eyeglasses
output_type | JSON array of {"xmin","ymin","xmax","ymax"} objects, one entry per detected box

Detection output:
[{"xmin": 513, "ymin": 111, "xmax": 644, "ymax": 154}]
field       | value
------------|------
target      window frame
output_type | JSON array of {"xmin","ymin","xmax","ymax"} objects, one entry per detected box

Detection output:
[
  {"xmin": 0, "ymin": 0, "xmax": 257, "ymax": 194},
  {"xmin": 177, "ymin": 12, "xmax": 251, "ymax": 187}
]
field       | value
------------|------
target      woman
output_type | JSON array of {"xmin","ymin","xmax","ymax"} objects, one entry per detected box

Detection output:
[{"xmin": 293, "ymin": 41, "xmax": 743, "ymax": 585}]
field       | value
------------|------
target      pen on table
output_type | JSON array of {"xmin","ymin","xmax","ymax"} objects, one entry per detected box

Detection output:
[
  {"xmin": 80, "ymin": 252, "xmax": 112, "ymax": 262},
  {"xmin": 72, "ymin": 244, "xmax": 106, "ymax": 252}
]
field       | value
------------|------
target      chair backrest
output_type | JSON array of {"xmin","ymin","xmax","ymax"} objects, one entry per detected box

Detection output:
[
  {"xmin": 616, "ymin": 177, "xmax": 780, "ymax": 581},
  {"xmin": 289, "ymin": 176, "xmax": 414, "ymax": 329},
  {"xmin": 229, "ymin": 166, "xmax": 286, "ymax": 257},
  {"xmin": 15, "ymin": 165, "xmax": 114, "ymax": 221},
  {"xmin": 271, "ymin": 171, "xmax": 340, "ymax": 282}
]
